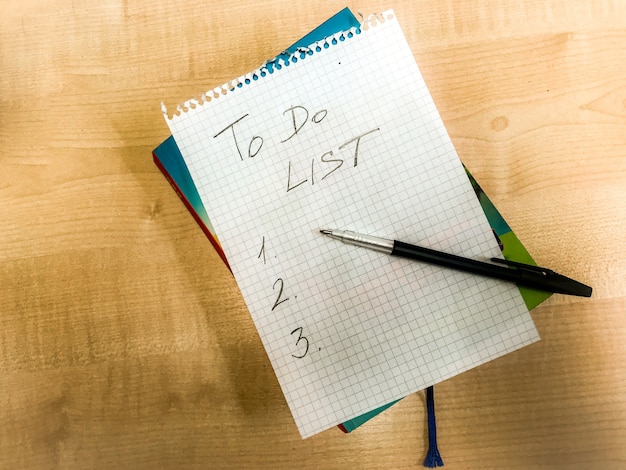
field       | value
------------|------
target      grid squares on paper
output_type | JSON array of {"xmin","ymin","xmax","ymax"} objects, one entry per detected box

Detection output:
[{"xmin": 166, "ymin": 11, "xmax": 538, "ymax": 438}]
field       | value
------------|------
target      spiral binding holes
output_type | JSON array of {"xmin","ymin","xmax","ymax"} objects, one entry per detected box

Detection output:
[{"xmin": 163, "ymin": 11, "xmax": 394, "ymax": 120}]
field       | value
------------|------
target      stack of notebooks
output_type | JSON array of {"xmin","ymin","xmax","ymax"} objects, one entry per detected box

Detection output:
[{"xmin": 154, "ymin": 7, "xmax": 550, "ymax": 458}]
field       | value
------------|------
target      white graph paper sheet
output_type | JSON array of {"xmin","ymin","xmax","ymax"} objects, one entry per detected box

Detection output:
[{"xmin": 165, "ymin": 10, "xmax": 539, "ymax": 438}]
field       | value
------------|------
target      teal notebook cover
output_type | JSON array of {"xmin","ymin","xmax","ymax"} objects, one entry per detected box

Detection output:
[{"xmin": 154, "ymin": 8, "xmax": 550, "ymax": 433}]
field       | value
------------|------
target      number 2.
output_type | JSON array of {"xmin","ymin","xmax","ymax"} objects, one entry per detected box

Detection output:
[
  {"xmin": 290, "ymin": 327, "xmax": 309, "ymax": 359},
  {"xmin": 272, "ymin": 278, "xmax": 289, "ymax": 311}
]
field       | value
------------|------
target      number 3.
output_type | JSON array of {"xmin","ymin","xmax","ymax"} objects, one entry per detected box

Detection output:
[{"xmin": 290, "ymin": 327, "xmax": 309, "ymax": 359}]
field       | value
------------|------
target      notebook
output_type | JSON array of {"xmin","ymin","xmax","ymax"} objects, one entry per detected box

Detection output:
[
  {"xmin": 163, "ymin": 10, "xmax": 539, "ymax": 438},
  {"xmin": 153, "ymin": 8, "xmax": 550, "ymax": 434}
]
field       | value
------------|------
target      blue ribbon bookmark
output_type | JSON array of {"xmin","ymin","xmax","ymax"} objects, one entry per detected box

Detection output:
[{"xmin": 423, "ymin": 386, "xmax": 444, "ymax": 468}]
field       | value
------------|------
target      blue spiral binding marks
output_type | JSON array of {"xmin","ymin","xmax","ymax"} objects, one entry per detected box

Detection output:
[{"xmin": 163, "ymin": 12, "xmax": 393, "ymax": 120}]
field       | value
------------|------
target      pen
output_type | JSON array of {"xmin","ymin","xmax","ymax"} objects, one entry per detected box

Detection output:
[{"xmin": 320, "ymin": 229, "xmax": 592, "ymax": 297}]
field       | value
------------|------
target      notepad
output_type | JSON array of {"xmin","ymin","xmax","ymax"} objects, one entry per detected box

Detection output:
[{"xmin": 164, "ymin": 10, "xmax": 539, "ymax": 438}]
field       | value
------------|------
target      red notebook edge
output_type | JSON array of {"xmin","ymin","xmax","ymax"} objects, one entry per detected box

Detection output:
[{"xmin": 153, "ymin": 151, "xmax": 232, "ymax": 271}]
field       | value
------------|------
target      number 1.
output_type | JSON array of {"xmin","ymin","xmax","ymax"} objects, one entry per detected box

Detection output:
[{"xmin": 258, "ymin": 236, "xmax": 266, "ymax": 264}]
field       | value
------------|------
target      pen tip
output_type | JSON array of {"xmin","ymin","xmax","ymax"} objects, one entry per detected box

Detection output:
[{"xmin": 320, "ymin": 229, "xmax": 331, "ymax": 235}]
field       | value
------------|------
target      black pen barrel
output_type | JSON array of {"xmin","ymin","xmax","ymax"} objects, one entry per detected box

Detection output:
[
  {"xmin": 391, "ymin": 241, "xmax": 592, "ymax": 297},
  {"xmin": 392, "ymin": 241, "xmax": 521, "ymax": 283}
]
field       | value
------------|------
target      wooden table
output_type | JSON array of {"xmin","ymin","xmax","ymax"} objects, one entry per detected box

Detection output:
[{"xmin": 2, "ymin": 1, "xmax": 625, "ymax": 468}]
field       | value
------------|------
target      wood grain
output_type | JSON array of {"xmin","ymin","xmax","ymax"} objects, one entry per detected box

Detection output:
[{"xmin": 1, "ymin": 1, "xmax": 625, "ymax": 468}]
